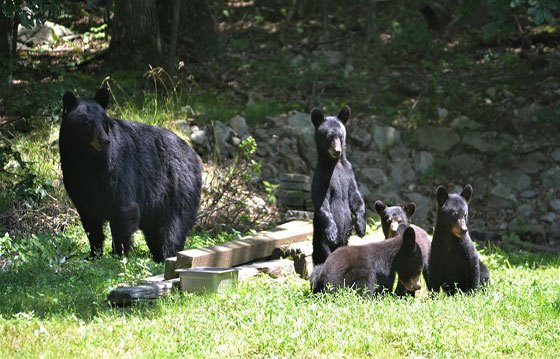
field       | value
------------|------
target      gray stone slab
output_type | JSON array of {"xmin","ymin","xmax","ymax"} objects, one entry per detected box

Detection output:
[{"xmin": 107, "ymin": 281, "xmax": 177, "ymax": 306}]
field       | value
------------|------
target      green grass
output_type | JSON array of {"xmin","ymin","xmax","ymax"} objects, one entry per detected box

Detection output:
[{"xmin": 1, "ymin": 226, "xmax": 559, "ymax": 358}]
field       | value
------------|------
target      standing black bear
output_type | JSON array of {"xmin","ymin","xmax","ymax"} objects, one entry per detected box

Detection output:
[
  {"xmin": 311, "ymin": 106, "xmax": 366, "ymax": 265},
  {"xmin": 310, "ymin": 226, "xmax": 424, "ymax": 296},
  {"xmin": 375, "ymin": 200, "xmax": 431, "ymax": 296},
  {"xmin": 59, "ymin": 89, "xmax": 202, "ymax": 262},
  {"xmin": 428, "ymin": 185, "xmax": 490, "ymax": 294}
]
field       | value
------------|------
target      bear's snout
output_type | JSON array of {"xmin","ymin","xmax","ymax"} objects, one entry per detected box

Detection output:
[{"xmin": 328, "ymin": 138, "xmax": 342, "ymax": 159}]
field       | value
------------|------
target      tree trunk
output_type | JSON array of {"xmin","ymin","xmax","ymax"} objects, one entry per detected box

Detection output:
[
  {"xmin": 167, "ymin": 0, "xmax": 180, "ymax": 76},
  {"xmin": 0, "ymin": 8, "xmax": 16, "ymax": 99},
  {"xmin": 108, "ymin": 0, "xmax": 162, "ymax": 69}
]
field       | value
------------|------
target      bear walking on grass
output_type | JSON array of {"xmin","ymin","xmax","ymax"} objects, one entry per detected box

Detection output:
[
  {"xmin": 310, "ymin": 226, "xmax": 424, "ymax": 297},
  {"xmin": 375, "ymin": 200, "xmax": 431, "ymax": 296},
  {"xmin": 428, "ymin": 185, "xmax": 490, "ymax": 294},
  {"xmin": 310, "ymin": 106, "xmax": 366, "ymax": 265},
  {"xmin": 59, "ymin": 89, "xmax": 202, "ymax": 262}
]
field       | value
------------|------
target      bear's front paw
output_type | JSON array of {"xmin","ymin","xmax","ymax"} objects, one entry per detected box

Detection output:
[
  {"xmin": 356, "ymin": 216, "xmax": 366, "ymax": 237},
  {"xmin": 324, "ymin": 225, "xmax": 338, "ymax": 244}
]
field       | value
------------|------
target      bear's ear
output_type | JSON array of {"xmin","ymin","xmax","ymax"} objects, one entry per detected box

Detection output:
[
  {"xmin": 374, "ymin": 200, "xmax": 387, "ymax": 217},
  {"xmin": 402, "ymin": 227, "xmax": 418, "ymax": 253},
  {"xmin": 62, "ymin": 91, "xmax": 77, "ymax": 115},
  {"xmin": 404, "ymin": 202, "xmax": 416, "ymax": 218},
  {"xmin": 311, "ymin": 108, "xmax": 324, "ymax": 128},
  {"xmin": 436, "ymin": 185, "xmax": 448, "ymax": 207},
  {"xmin": 337, "ymin": 105, "xmax": 351, "ymax": 124},
  {"xmin": 460, "ymin": 184, "xmax": 473, "ymax": 204},
  {"xmin": 94, "ymin": 88, "xmax": 110, "ymax": 109}
]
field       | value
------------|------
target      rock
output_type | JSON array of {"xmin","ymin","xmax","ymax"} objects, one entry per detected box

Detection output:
[
  {"xmin": 541, "ymin": 166, "xmax": 560, "ymax": 190},
  {"xmin": 286, "ymin": 112, "xmax": 313, "ymax": 134},
  {"xmin": 493, "ymin": 169, "xmax": 532, "ymax": 192},
  {"xmin": 322, "ymin": 50, "xmax": 343, "ymax": 65},
  {"xmin": 174, "ymin": 120, "xmax": 192, "ymax": 136},
  {"xmin": 520, "ymin": 190, "xmax": 538, "ymax": 199},
  {"xmin": 551, "ymin": 148, "xmax": 560, "ymax": 162},
  {"xmin": 490, "ymin": 183, "xmax": 516, "ymax": 201},
  {"xmin": 372, "ymin": 182, "xmax": 403, "ymax": 205},
  {"xmin": 388, "ymin": 146, "xmax": 409, "ymax": 162},
  {"xmin": 344, "ymin": 63, "xmax": 354, "ymax": 78},
  {"xmin": 371, "ymin": 122, "xmax": 400, "ymax": 151},
  {"xmin": 547, "ymin": 223, "xmax": 560, "ymax": 241},
  {"xmin": 190, "ymin": 129, "xmax": 207, "ymax": 146},
  {"xmin": 415, "ymin": 151, "xmax": 434, "ymax": 175},
  {"xmin": 229, "ymin": 115, "xmax": 248, "ymax": 138},
  {"xmin": 390, "ymin": 160, "xmax": 416, "ymax": 185},
  {"xmin": 290, "ymin": 54, "xmax": 305, "ymax": 67},
  {"xmin": 516, "ymin": 158, "xmax": 543, "ymax": 175},
  {"xmin": 18, "ymin": 21, "xmax": 73, "ymax": 46},
  {"xmin": 550, "ymin": 199, "xmax": 560, "ymax": 212},
  {"xmin": 545, "ymin": 212, "xmax": 557, "ymax": 223},
  {"xmin": 448, "ymin": 154, "xmax": 483, "ymax": 175},
  {"xmin": 296, "ymin": 130, "xmax": 316, "ymax": 168},
  {"xmin": 349, "ymin": 127, "xmax": 372, "ymax": 148},
  {"xmin": 437, "ymin": 107, "xmax": 448, "ymax": 119},
  {"xmin": 450, "ymin": 116, "xmax": 482, "ymax": 130},
  {"xmin": 406, "ymin": 192, "xmax": 432, "ymax": 226},
  {"xmin": 359, "ymin": 167, "xmax": 388, "ymax": 186},
  {"xmin": 213, "ymin": 121, "xmax": 235, "ymax": 157},
  {"xmin": 414, "ymin": 126, "xmax": 460, "ymax": 152},
  {"xmin": 517, "ymin": 204, "xmax": 533, "ymax": 217},
  {"xmin": 462, "ymin": 131, "xmax": 491, "ymax": 153},
  {"xmin": 349, "ymin": 150, "xmax": 370, "ymax": 166}
]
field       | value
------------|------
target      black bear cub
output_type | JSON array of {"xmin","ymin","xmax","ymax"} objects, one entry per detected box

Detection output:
[
  {"xmin": 311, "ymin": 106, "xmax": 366, "ymax": 265},
  {"xmin": 374, "ymin": 200, "xmax": 416, "ymax": 238},
  {"xmin": 375, "ymin": 200, "xmax": 431, "ymax": 296},
  {"xmin": 59, "ymin": 89, "xmax": 202, "ymax": 262},
  {"xmin": 310, "ymin": 226, "xmax": 424, "ymax": 297},
  {"xmin": 428, "ymin": 185, "xmax": 490, "ymax": 294}
]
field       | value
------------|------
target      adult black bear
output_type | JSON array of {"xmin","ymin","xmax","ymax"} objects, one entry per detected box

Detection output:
[
  {"xmin": 59, "ymin": 89, "xmax": 202, "ymax": 262},
  {"xmin": 311, "ymin": 106, "xmax": 366, "ymax": 265},
  {"xmin": 375, "ymin": 200, "xmax": 431, "ymax": 296},
  {"xmin": 310, "ymin": 226, "xmax": 424, "ymax": 297},
  {"xmin": 428, "ymin": 185, "xmax": 490, "ymax": 294}
]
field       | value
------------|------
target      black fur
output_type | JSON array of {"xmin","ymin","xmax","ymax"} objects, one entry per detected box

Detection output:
[
  {"xmin": 428, "ymin": 184, "xmax": 490, "ymax": 294},
  {"xmin": 311, "ymin": 106, "xmax": 366, "ymax": 265},
  {"xmin": 310, "ymin": 226, "xmax": 424, "ymax": 297},
  {"xmin": 375, "ymin": 200, "xmax": 431, "ymax": 296},
  {"xmin": 59, "ymin": 89, "xmax": 202, "ymax": 262}
]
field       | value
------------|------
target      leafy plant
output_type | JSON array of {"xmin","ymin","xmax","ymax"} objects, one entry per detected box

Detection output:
[{"xmin": 197, "ymin": 136, "xmax": 275, "ymax": 235}]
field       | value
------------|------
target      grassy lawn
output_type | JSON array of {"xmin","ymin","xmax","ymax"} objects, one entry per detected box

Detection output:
[{"xmin": 1, "ymin": 226, "xmax": 559, "ymax": 358}]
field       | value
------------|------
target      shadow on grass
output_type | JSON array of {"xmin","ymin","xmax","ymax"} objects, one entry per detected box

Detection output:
[
  {"xmin": 480, "ymin": 242, "xmax": 560, "ymax": 269},
  {"xmin": 0, "ymin": 251, "xmax": 164, "ymax": 320}
]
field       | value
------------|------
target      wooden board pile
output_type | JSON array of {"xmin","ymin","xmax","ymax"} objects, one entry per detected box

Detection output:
[{"xmin": 108, "ymin": 220, "xmax": 313, "ymax": 306}]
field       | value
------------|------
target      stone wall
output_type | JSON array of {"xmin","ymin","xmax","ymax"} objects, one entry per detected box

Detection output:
[{"xmin": 177, "ymin": 108, "xmax": 560, "ymax": 246}]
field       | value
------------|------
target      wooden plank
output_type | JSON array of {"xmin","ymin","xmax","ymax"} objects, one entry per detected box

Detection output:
[
  {"xmin": 164, "ymin": 256, "xmax": 178, "ymax": 280},
  {"xmin": 174, "ymin": 220, "xmax": 312, "ymax": 270}
]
